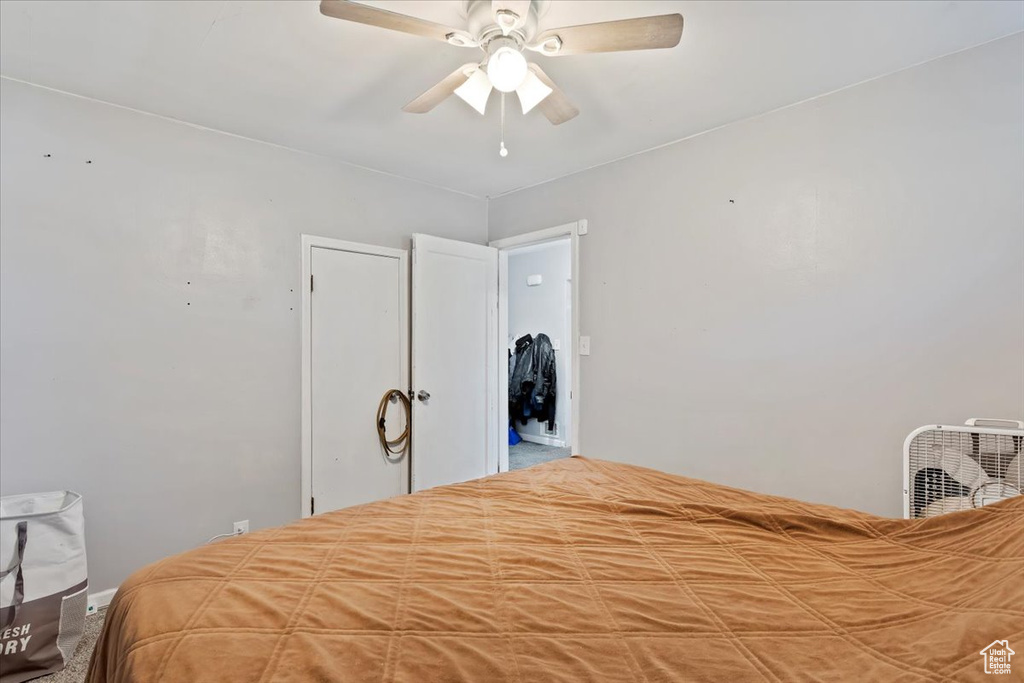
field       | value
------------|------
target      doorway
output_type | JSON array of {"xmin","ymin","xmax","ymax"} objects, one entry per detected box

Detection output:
[
  {"xmin": 301, "ymin": 223, "xmax": 581, "ymax": 515},
  {"xmin": 505, "ymin": 239, "xmax": 572, "ymax": 470},
  {"xmin": 492, "ymin": 221, "xmax": 583, "ymax": 472}
]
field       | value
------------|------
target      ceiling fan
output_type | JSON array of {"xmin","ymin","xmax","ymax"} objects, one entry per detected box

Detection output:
[{"xmin": 320, "ymin": 0, "xmax": 683, "ymax": 155}]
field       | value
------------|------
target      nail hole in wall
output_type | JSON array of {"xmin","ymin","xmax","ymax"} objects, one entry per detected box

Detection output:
[{"xmin": 44, "ymin": 154, "xmax": 52, "ymax": 158}]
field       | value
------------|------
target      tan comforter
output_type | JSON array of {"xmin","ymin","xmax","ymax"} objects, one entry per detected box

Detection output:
[{"xmin": 87, "ymin": 457, "xmax": 1023, "ymax": 682}]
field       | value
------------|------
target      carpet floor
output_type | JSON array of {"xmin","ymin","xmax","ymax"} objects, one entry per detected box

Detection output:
[
  {"xmin": 37, "ymin": 609, "xmax": 105, "ymax": 683},
  {"xmin": 509, "ymin": 440, "xmax": 570, "ymax": 470}
]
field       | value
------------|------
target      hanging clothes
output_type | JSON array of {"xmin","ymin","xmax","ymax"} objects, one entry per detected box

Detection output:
[
  {"xmin": 530, "ymin": 333, "xmax": 557, "ymax": 431},
  {"xmin": 509, "ymin": 335, "xmax": 535, "ymax": 425},
  {"xmin": 508, "ymin": 333, "xmax": 557, "ymax": 431}
]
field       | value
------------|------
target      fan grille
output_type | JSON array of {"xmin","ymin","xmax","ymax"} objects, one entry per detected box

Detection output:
[{"xmin": 906, "ymin": 427, "xmax": 1022, "ymax": 519}]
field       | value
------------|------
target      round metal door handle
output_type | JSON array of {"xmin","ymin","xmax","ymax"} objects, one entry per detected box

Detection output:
[{"xmin": 417, "ymin": 390, "xmax": 431, "ymax": 402}]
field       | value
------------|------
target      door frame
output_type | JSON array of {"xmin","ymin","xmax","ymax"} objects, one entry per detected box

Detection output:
[
  {"xmin": 490, "ymin": 220, "xmax": 584, "ymax": 472},
  {"xmin": 300, "ymin": 234, "xmax": 409, "ymax": 518}
]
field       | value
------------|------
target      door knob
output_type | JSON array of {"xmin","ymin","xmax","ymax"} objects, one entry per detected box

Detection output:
[{"xmin": 417, "ymin": 390, "xmax": 431, "ymax": 402}]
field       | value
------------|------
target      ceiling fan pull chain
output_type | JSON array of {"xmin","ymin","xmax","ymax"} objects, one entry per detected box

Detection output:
[{"xmin": 499, "ymin": 93, "xmax": 509, "ymax": 158}]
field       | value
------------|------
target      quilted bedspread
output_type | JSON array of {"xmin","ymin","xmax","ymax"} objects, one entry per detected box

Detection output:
[{"xmin": 86, "ymin": 457, "xmax": 1023, "ymax": 682}]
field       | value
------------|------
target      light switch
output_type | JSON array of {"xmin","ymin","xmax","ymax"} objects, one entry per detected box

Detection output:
[
  {"xmin": 552, "ymin": 339, "xmax": 561, "ymax": 350},
  {"xmin": 579, "ymin": 336, "xmax": 591, "ymax": 356}
]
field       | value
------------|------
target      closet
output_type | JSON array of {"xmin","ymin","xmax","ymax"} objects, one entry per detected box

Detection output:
[{"xmin": 505, "ymin": 239, "xmax": 572, "ymax": 470}]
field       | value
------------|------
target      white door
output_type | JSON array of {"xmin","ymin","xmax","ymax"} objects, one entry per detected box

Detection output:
[
  {"xmin": 411, "ymin": 234, "xmax": 498, "ymax": 491},
  {"xmin": 309, "ymin": 243, "xmax": 408, "ymax": 514}
]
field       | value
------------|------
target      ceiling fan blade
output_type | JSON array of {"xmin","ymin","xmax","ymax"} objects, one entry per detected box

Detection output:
[
  {"xmin": 526, "ymin": 64, "xmax": 578, "ymax": 125},
  {"xmin": 529, "ymin": 13, "xmax": 683, "ymax": 56},
  {"xmin": 320, "ymin": 0, "xmax": 477, "ymax": 46},
  {"xmin": 403, "ymin": 64, "xmax": 479, "ymax": 114}
]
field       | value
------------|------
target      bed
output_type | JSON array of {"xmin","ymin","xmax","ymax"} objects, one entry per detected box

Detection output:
[{"xmin": 86, "ymin": 457, "xmax": 1023, "ymax": 682}]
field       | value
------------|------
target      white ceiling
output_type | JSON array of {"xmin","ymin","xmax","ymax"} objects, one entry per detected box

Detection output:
[{"xmin": 2, "ymin": 1, "xmax": 1022, "ymax": 198}]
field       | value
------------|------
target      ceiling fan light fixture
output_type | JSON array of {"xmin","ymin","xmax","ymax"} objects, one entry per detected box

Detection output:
[
  {"xmin": 486, "ymin": 45, "xmax": 528, "ymax": 93},
  {"xmin": 453, "ymin": 68, "xmax": 493, "ymax": 115},
  {"xmin": 318, "ymin": 0, "xmax": 684, "ymax": 135},
  {"xmin": 516, "ymin": 70, "xmax": 553, "ymax": 115}
]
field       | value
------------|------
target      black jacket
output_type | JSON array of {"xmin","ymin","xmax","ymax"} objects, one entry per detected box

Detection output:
[
  {"xmin": 509, "ymin": 335, "xmax": 534, "ymax": 407},
  {"xmin": 510, "ymin": 333, "xmax": 557, "ymax": 431}
]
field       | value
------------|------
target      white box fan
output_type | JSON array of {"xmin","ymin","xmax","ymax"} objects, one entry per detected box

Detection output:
[{"xmin": 904, "ymin": 418, "xmax": 1023, "ymax": 519}]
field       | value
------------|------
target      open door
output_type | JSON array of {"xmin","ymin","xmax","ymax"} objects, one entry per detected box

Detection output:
[{"xmin": 411, "ymin": 234, "xmax": 498, "ymax": 491}]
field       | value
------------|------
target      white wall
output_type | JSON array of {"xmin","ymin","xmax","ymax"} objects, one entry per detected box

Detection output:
[
  {"xmin": 488, "ymin": 34, "xmax": 1024, "ymax": 517},
  {"xmin": 508, "ymin": 240, "xmax": 571, "ymax": 444},
  {"xmin": 3, "ymin": 28, "xmax": 1022, "ymax": 597},
  {"xmin": 0, "ymin": 79, "xmax": 487, "ymax": 593}
]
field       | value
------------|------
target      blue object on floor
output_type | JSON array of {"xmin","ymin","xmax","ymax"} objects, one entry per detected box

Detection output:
[{"xmin": 509, "ymin": 426, "xmax": 522, "ymax": 446}]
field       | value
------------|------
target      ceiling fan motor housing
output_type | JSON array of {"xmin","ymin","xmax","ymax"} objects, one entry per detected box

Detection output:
[{"xmin": 462, "ymin": 0, "xmax": 544, "ymax": 47}]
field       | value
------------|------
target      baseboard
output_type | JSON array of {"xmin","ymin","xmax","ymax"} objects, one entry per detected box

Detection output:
[
  {"xmin": 519, "ymin": 433, "xmax": 566, "ymax": 448},
  {"xmin": 87, "ymin": 587, "xmax": 117, "ymax": 615}
]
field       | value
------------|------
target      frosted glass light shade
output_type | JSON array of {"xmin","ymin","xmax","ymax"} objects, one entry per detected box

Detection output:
[
  {"xmin": 454, "ymin": 68, "xmax": 493, "ymax": 115},
  {"xmin": 516, "ymin": 70, "xmax": 553, "ymax": 115}
]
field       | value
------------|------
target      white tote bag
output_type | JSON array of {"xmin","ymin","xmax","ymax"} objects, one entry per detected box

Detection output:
[{"xmin": 0, "ymin": 492, "xmax": 88, "ymax": 683}]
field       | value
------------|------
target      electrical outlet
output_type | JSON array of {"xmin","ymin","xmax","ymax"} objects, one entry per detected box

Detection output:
[{"xmin": 233, "ymin": 520, "xmax": 249, "ymax": 535}]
